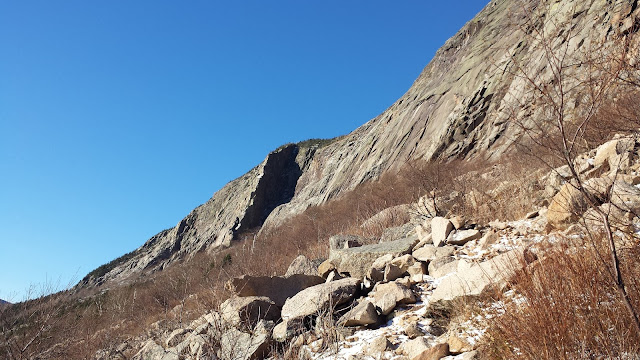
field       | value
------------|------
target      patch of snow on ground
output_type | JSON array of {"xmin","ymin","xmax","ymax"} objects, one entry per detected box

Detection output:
[{"xmin": 309, "ymin": 218, "xmax": 552, "ymax": 359}]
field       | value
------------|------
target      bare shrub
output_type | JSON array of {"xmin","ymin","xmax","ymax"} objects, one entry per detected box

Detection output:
[{"xmin": 484, "ymin": 237, "xmax": 640, "ymax": 359}]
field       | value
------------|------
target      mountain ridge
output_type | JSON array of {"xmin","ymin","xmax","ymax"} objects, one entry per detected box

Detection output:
[{"xmin": 82, "ymin": 0, "xmax": 640, "ymax": 287}]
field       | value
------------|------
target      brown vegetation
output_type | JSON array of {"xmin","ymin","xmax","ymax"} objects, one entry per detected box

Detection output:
[
  {"xmin": 484, "ymin": 236, "xmax": 640, "ymax": 359},
  {"xmin": 0, "ymin": 149, "xmax": 546, "ymax": 358}
]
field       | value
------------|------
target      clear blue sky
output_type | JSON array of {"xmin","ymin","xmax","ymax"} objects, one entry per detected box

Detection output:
[{"xmin": 0, "ymin": 1, "xmax": 487, "ymax": 301}]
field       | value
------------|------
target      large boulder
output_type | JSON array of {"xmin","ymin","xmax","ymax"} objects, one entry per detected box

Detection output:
[
  {"xmin": 547, "ymin": 176, "xmax": 613, "ymax": 229},
  {"xmin": 431, "ymin": 217, "xmax": 454, "ymax": 247},
  {"xmin": 329, "ymin": 236, "xmax": 418, "ymax": 279},
  {"xmin": 338, "ymin": 300, "xmax": 378, "ymax": 326},
  {"xmin": 227, "ymin": 274, "xmax": 324, "ymax": 307},
  {"xmin": 547, "ymin": 182, "xmax": 587, "ymax": 228},
  {"xmin": 371, "ymin": 281, "xmax": 416, "ymax": 315},
  {"xmin": 430, "ymin": 250, "xmax": 522, "ymax": 306},
  {"xmin": 220, "ymin": 296, "xmax": 280, "ymax": 328},
  {"xmin": 281, "ymin": 277, "xmax": 361, "ymax": 322}
]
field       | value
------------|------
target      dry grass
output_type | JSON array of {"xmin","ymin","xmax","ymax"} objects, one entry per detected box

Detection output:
[
  {"xmin": 483, "ymin": 234, "xmax": 640, "ymax": 359},
  {"xmin": 0, "ymin": 152, "xmax": 549, "ymax": 359}
]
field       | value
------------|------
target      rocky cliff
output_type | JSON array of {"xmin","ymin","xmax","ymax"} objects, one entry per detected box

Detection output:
[{"xmin": 84, "ymin": 0, "xmax": 640, "ymax": 286}]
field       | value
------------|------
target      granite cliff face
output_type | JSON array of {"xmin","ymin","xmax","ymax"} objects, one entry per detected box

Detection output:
[{"xmin": 85, "ymin": 0, "xmax": 640, "ymax": 286}]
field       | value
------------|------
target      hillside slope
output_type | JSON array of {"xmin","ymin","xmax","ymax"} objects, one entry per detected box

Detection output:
[{"xmin": 83, "ymin": 0, "xmax": 640, "ymax": 286}]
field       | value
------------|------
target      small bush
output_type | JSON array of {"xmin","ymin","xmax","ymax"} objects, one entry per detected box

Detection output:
[{"xmin": 483, "ymin": 235, "xmax": 640, "ymax": 359}]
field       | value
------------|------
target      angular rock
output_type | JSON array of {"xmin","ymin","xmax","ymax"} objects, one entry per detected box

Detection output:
[
  {"xmin": 594, "ymin": 137, "xmax": 635, "ymax": 171},
  {"xmin": 368, "ymin": 254, "xmax": 395, "ymax": 282},
  {"xmin": 450, "ymin": 216, "xmax": 465, "ymax": 230},
  {"xmin": 371, "ymin": 281, "xmax": 415, "ymax": 315},
  {"xmin": 338, "ymin": 300, "xmax": 378, "ymax": 326},
  {"xmin": 547, "ymin": 176, "xmax": 614, "ymax": 229},
  {"xmin": 220, "ymin": 296, "xmax": 280, "ymax": 328},
  {"xmin": 317, "ymin": 260, "xmax": 336, "ymax": 278},
  {"xmin": 412, "ymin": 245, "xmax": 455, "ymax": 263},
  {"xmin": 582, "ymin": 203, "xmax": 631, "ymax": 231},
  {"xmin": 478, "ymin": 230, "xmax": 499, "ymax": 250},
  {"xmin": 413, "ymin": 343, "xmax": 450, "ymax": 360},
  {"xmin": 285, "ymin": 255, "xmax": 319, "ymax": 277},
  {"xmin": 325, "ymin": 270, "xmax": 344, "ymax": 283},
  {"xmin": 281, "ymin": 277, "xmax": 361, "ymax": 321},
  {"xmin": 431, "ymin": 217, "xmax": 454, "ymax": 247},
  {"xmin": 365, "ymin": 336, "xmax": 391, "ymax": 355},
  {"xmin": 546, "ymin": 182, "xmax": 587, "ymax": 229},
  {"xmin": 448, "ymin": 335, "xmax": 473, "ymax": 354},
  {"xmin": 396, "ymin": 276, "xmax": 414, "ymax": 287},
  {"xmin": 390, "ymin": 254, "xmax": 416, "ymax": 271},
  {"xmin": 272, "ymin": 318, "xmax": 304, "ymax": 342},
  {"xmin": 329, "ymin": 236, "xmax": 418, "ymax": 279},
  {"xmin": 430, "ymin": 250, "xmax": 522, "ymax": 306},
  {"xmin": 401, "ymin": 337, "xmax": 431, "ymax": 359},
  {"xmin": 413, "ymin": 233, "xmax": 433, "ymax": 251},
  {"xmin": 373, "ymin": 292, "xmax": 398, "ymax": 316},
  {"xmin": 384, "ymin": 263, "xmax": 405, "ymax": 282},
  {"xmin": 384, "ymin": 254, "xmax": 416, "ymax": 282},
  {"xmin": 228, "ymin": 274, "xmax": 324, "ymax": 307},
  {"xmin": 446, "ymin": 229, "xmax": 481, "ymax": 246},
  {"xmin": 415, "ymin": 220, "xmax": 433, "ymax": 244},
  {"xmin": 408, "ymin": 262, "xmax": 427, "ymax": 282}
]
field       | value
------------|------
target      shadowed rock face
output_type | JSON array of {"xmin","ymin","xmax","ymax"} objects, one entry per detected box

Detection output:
[
  {"xmin": 84, "ymin": 0, "xmax": 640, "ymax": 286},
  {"xmin": 81, "ymin": 144, "xmax": 313, "ymax": 286}
]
